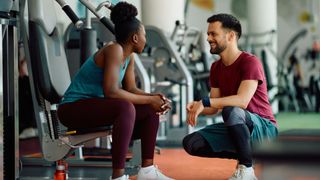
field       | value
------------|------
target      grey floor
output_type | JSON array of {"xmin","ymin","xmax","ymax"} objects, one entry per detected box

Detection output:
[{"xmin": 19, "ymin": 165, "xmax": 138, "ymax": 180}]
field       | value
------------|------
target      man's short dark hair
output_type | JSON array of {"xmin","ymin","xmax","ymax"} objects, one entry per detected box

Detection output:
[{"xmin": 207, "ymin": 13, "xmax": 242, "ymax": 40}]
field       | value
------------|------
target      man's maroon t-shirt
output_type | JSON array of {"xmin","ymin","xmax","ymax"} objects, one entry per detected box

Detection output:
[{"xmin": 209, "ymin": 52, "xmax": 276, "ymax": 125}]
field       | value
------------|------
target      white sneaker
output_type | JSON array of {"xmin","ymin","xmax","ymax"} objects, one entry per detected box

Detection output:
[
  {"xmin": 109, "ymin": 174, "xmax": 130, "ymax": 180},
  {"xmin": 137, "ymin": 165, "xmax": 174, "ymax": 180},
  {"xmin": 228, "ymin": 164, "xmax": 257, "ymax": 180}
]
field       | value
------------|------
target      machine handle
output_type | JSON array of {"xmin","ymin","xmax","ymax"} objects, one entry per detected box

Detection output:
[
  {"xmin": 170, "ymin": 20, "xmax": 180, "ymax": 40},
  {"xmin": 56, "ymin": 0, "xmax": 83, "ymax": 29},
  {"xmin": 96, "ymin": 1, "xmax": 114, "ymax": 11},
  {"xmin": 79, "ymin": 0, "xmax": 115, "ymax": 33},
  {"xmin": 62, "ymin": 5, "xmax": 83, "ymax": 28},
  {"xmin": 100, "ymin": 16, "xmax": 115, "ymax": 34}
]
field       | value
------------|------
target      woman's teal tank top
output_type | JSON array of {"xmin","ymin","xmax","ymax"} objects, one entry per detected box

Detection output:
[{"xmin": 60, "ymin": 54, "xmax": 130, "ymax": 104}]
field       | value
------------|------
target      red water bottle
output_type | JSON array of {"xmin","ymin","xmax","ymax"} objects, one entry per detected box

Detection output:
[{"xmin": 54, "ymin": 164, "xmax": 66, "ymax": 180}]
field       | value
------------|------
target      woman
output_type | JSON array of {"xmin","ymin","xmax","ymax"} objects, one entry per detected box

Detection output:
[{"xmin": 57, "ymin": 2, "xmax": 173, "ymax": 180}]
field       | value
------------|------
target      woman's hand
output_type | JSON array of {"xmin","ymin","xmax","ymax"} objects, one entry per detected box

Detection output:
[
  {"xmin": 154, "ymin": 93, "xmax": 172, "ymax": 115},
  {"xmin": 151, "ymin": 93, "xmax": 170, "ymax": 102},
  {"xmin": 150, "ymin": 93, "xmax": 172, "ymax": 115},
  {"xmin": 158, "ymin": 101, "xmax": 171, "ymax": 115},
  {"xmin": 149, "ymin": 95, "xmax": 165, "ymax": 113}
]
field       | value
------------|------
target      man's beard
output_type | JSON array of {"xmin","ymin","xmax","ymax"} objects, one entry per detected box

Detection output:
[{"xmin": 210, "ymin": 43, "xmax": 226, "ymax": 54}]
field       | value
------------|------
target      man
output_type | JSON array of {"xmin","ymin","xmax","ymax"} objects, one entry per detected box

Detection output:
[{"xmin": 182, "ymin": 14, "xmax": 278, "ymax": 180}]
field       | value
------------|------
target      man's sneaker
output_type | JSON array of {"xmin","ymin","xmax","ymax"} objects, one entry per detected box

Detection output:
[
  {"xmin": 137, "ymin": 165, "xmax": 174, "ymax": 180},
  {"xmin": 228, "ymin": 164, "xmax": 257, "ymax": 180},
  {"xmin": 109, "ymin": 174, "xmax": 130, "ymax": 180}
]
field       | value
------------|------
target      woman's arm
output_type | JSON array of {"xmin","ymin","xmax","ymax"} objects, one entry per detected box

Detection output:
[
  {"xmin": 101, "ymin": 45, "xmax": 164, "ymax": 111},
  {"xmin": 122, "ymin": 54, "xmax": 172, "ymax": 113},
  {"xmin": 122, "ymin": 54, "xmax": 149, "ymax": 95}
]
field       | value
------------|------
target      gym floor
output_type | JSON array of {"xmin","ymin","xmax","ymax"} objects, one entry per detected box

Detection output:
[{"xmin": 14, "ymin": 112, "xmax": 320, "ymax": 179}]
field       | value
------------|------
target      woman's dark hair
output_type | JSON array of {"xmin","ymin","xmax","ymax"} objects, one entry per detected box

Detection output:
[
  {"xmin": 110, "ymin": 2, "xmax": 141, "ymax": 44},
  {"xmin": 207, "ymin": 13, "xmax": 242, "ymax": 40}
]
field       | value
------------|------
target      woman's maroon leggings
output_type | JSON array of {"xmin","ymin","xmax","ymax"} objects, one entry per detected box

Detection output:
[{"xmin": 57, "ymin": 98, "xmax": 159, "ymax": 169}]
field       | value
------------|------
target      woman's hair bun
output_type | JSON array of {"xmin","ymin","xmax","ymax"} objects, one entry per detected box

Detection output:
[{"xmin": 110, "ymin": 2, "xmax": 138, "ymax": 25}]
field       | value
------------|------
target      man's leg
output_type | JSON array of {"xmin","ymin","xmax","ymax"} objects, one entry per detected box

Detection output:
[
  {"xmin": 222, "ymin": 106, "xmax": 257, "ymax": 180},
  {"xmin": 183, "ymin": 131, "xmax": 238, "ymax": 159},
  {"xmin": 222, "ymin": 106, "xmax": 253, "ymax": 167}
]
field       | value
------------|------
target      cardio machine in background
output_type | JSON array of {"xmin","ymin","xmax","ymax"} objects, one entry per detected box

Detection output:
[
  {"xmin": 281, "ymin": 30, "xmax": 320, "ymax": 113},
  {"xmin": 239, "ymin": 29, "xmax": 298, "ymax": 114},
  {"xmin": 170, "ymin": 20, "xmax": 212, "ymax": 102},
  {"xmin": 250, "ymin": 28, "xmax": 320, "ymax": 180}
]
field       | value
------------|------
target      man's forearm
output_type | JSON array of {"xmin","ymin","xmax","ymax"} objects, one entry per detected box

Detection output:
[
  {"xmin": 210, "ymin": 95, "xmax": 248, "ymax": 109},
  {"xmin": 201, "ymin": 107, "xmax": 219, "ymax": 115}
]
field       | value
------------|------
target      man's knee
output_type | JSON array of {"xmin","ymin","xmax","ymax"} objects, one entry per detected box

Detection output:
[
  {"xmin": 222, "ymin": 106, "xmax": 246, "ymax": 126},
  {"xmin": 182, "ymin": 133, "xmax": 193, "ymax": 155},
  {"xmin": 222, "ymin": 106, "xmax": 241, "ymax": 119},
  {"xmin": 182, "ymin": 132, "xmax": 206, "ymax": 156}
]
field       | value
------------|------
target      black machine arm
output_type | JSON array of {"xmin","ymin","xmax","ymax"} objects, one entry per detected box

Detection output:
[
  {"xmin": 79, "ymin": 0, "xmax": 115, "ymax": 34},
  {"xmin": 55, "ymin": 0, "xmax": 83, "ymax": 29}
]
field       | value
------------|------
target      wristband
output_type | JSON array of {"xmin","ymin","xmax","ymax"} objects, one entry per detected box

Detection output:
[{"xmin": 202, "ymin": 97, "xmax": 211, "ymax": 107}]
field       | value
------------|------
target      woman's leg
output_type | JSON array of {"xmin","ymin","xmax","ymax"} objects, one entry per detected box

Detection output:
[
  {"xmin": 57, "ymin": 98, "xmax": 136, "ymax": 178},
  {"xmin": 132, "ymin": 104, "xmax": 159, "ymax": 167},
  {"xmin": 132, "ymin": 105, "xmax": 174, "ymax": 180}
]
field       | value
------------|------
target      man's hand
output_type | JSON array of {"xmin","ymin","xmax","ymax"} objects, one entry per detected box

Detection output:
[{"xmin": 186, "ymin": 101, "xmax": 204, "ymax": 127}]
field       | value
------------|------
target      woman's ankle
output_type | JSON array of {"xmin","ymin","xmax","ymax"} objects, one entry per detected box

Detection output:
[
  {"xmin": 141, "ymin": 159, "xmax": 153, "ymax": 167},
  {"xmin": 112, "ymin": 168, "xmax": 125, "ymax": 179}
]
